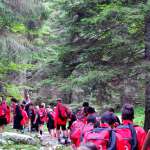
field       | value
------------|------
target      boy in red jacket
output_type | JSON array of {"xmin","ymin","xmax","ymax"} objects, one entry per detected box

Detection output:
[
  {"xmin": 0, "ymin": 97, "xmax": 10, "ymax": 133},
  {"xmin": 20, "ymin": 104, "xmax": 28, "ymax": 133},
  {"xmin": 116, "ymin": 104, "xmax": 146, "ymax": 150},
  {"xmin": 84, "ymin": 112, "xmax": 125, "ymax": 150},
  {"xmin": 55, "ymin": 98, "xmax": 69, "ymax": 139},
  {"xmin": 38, "ymin": 103, "xmax": 46, "ymax": 136}
]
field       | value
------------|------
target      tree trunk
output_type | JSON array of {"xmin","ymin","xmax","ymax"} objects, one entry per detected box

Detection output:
[
  {"xmin": 144, "ymin": 6, "xmax": 150, "ymax": 131},
  {"xmin": 95, "ymin": 82, "xmax": 111, "ymax": 104},
  {"xmin": 121, "ymin": 79, "xmax": 138, "ymax": 105},
  {"xmin": 144, "ymin": 75, "xmax": 150, "ymax": 131},
  {"xmin": 144, "ymin": 11, "xmax": 150, "ymax": 60}
]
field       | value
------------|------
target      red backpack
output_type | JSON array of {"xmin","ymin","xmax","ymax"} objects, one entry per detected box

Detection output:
[
  {"xmin": 115, "ymin": 124, "xmax": 137, "ymax": 150},
  {"xmin": 70, "ymin": 120, "xmax": 85, "ymax": 147},
  {"xmin": 83, "ymin": 127, "xmax": 117, "ymax": 150},
  {"xmin": 58, "ymin": 104, "xmax": 68, "ymax": 120},
  {"xmin": 82, "ymin": 123, "xmax": 94, "ymax": 139},
  {"xmin": 39, "ymin": 108, "xmax": 46, "ymax": 122}
]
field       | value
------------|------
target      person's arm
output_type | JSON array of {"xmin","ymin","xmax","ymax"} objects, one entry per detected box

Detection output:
[
  {"xmin": 142, "ymin": 130, "xmax": 150, "ymax": 150},
  {"xmin": 34, "ymin": 112, "xmax": 38, "ymax": 124}
]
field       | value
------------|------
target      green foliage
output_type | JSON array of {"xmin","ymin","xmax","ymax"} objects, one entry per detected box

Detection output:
[
  {"xmin": 11, "ymin": 23, "xmax": 26, "ymax": 33},
  {"xmin": 6, "ymin": 84, "xmax": 22, "ymax": 99},
  {"xmin": 43, "ymin": 0, "xmax": 148, "ymax": 96},
  {"xmin": 0, "ymin": 2, "xmax": 15, "ymax": 29},
  {"xmin": 7, "ymin": 63, "xmax": 35, "ymax": 72},
  {"xmin": 0, "ymin": 0, "xmax": 148, "ymax": 106},
  {"xmin": 60, "ymin": 68, "xmax": 122, "ymax": 91}
]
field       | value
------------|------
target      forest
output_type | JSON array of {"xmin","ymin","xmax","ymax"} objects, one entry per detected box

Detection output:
[{"xmin": 1, "ymin": 0, "xmax": 150, "ymax": 149}]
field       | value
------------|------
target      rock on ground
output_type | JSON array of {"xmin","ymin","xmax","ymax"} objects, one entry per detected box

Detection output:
[{"xmin": 0, "ymin": 132, "xmax": 36, "ymax": 145}]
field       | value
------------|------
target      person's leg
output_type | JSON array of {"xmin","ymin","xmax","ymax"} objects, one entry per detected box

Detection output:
[
  {"xmin": 51, "ymin": 129, "xmax": 55, "ymax": 137},
  {"xmin": 53, "ymin": 128, "xmax": 57, "ymax": 138},
  {"xmin": 39, "ymin": 124, "xmax": 44, "ymax": 135},
  {"xmin": 0, "ymin": 125, "xmax": 4, "ymax": 133},
  {"xmin": 62, "ymin": 125, "xmax": 67, "ymax": 137},
  {"xmin": 21, "ymin": 125, "xmax": 24, "ymax": 133},
  {"xmin": 56, "ymin": 124, "xmax": 61, "ymax": 138},
  {"xmin": 28, "ymin": 119, "xmax": 31, "ymax": 132}
]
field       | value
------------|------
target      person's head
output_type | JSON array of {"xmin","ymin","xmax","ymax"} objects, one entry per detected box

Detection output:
[
  {"xmin": 21, "ymin": 104, "xmax": 25, "ymax": 110},
  {"xmin": 87, "ymin": 115, "xmax": 96, "ymax": 124},
  {"xmin": 24, "ymin": 93, "xmax": 30, "ymax": 100},
  {"xmin": 46, "ymin": 106, "xmax": 52, "ymax": 112},
  {"xmin": 2, "ymin": 96, "xmax": 6, "ymax": 101},
  {"xmin": 40, "ymin": 103, "xmax": 45, "ymax": 108},
  {"xmin": 101, "ymin": 112, "xmax": 116, "ymax": 126},
  {"xmin": 11, "ymin": 97, "xmax": 18, "ymax": 104},
  {"xmin": 78, "ymin": 143, "xmax": 98, "ymax": 150},
  {"xmin": 82, "ymin": 102, "xmax": 89, "ymax": 107},
  {"xmin": 88, "ymin": 107, "xmax": 95, "ymax": 114},
  {"xmin": 35, "ymin": 105, "xmax": 39, "ymax": 111},
  {"xmin": 57, "ymin": 98, "xmax": 62, "ymax": 104},
  {"xmin": 108, "ymin": 107, "xmax": 115, "ymax": 113},
  {"xmin": 29, "ymin": 103, "xmax": 34, "ymax": 109},
  {"xmin": 121, "ymin": 104, "xmax": 134, "ymax": 121},
  {"xmin": 1, "ymin": 97, "xmax": 6, "ymax": 104}
]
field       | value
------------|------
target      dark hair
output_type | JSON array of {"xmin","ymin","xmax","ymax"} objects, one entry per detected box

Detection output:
[
  {"xmin": 87, "ymin": 115, "xmax": 96, "ymax": 124},
  {"xmin": 82, "ymin": 102, "xmax": 89, "ymax": 107},
  {"xmin": 21, "ymin": 104, "xmax": 25, "ymax": 109},
  {"xmin": 39, "ymin": 104, "xmax": 44, "ymax": 108},
  {"xmin": 122, "ymin": 104, "xmax": 134, "ymax": 120},
  {"xmin": 101, "ymin": 112, "xmax": 116, "ymax": 125},
  {"xmin": 88, "ymin": 107, "xmax": 95, "ymax": 114},
  {"xmin": 11, "ymin": 97, "xmax": 18, "ymax": 103},
  {"xmin": 108, "ymin": 107, "xmax": 115, "ymax": 113}
]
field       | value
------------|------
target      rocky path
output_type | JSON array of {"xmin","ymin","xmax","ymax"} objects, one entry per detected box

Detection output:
[
  {"xmin": 0, "ymin": 131, "xmax": 70, "ymax": 150},
  {"xmin": 40, "ymin": 132, "xmax": 71, "ymax": 150}
]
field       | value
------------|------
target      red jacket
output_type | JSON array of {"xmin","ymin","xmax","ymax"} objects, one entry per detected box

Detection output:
[
  {"xmin": 0, "ymin": 104, "xmax": 10, "ymax": 124},
  {"xmin": 21, "ymin": 109, "xmax": 28, "ymax": 126},
  {"xmin": 38, "ymin": 108, "xmax": 47, "ymax": 123},
  {"xmin": 55, "ymin": 102, "xmax": 68, "ymax": 125},
  {"xmin": 0, "ymin": 105, "xmax": 5, "ymax": 117}
]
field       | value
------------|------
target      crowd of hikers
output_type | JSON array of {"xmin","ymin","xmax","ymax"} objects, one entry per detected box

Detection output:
[{"xmin": 0, "ymin": 95, "xmax": 150, "ymax": 150}]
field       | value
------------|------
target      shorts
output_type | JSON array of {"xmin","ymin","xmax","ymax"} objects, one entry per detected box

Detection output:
[
  {"xmin": 56, "ymin": 124, "xmax": 66, "ymax": 131},
  {"xmin": 0, "ymin": 116, "xmax": 7, "ymax": 126}
]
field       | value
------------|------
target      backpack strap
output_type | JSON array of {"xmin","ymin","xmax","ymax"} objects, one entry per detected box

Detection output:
[
  {"xmin": 108, "ymin": 130, "xmax": 116, "ymax": 150},
  {"xmin": 128, "ymin": 124, "xmax": 138, "ymax": 150},
  {"xmin": 117, "ymin": 125, "xmax": 130, "ymax": 129},
  {"xmin": 80, "ymin": 124, "xmax": 86, "ymax": 142},
  {"xmin": 92, "ymin": 127, "xmax": 109, "ymax": 133}
]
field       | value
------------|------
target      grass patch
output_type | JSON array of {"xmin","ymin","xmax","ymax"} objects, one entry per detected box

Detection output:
[{"xmin": 134, "ymin": 106, "xmax": 144, "ymax": 126}]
